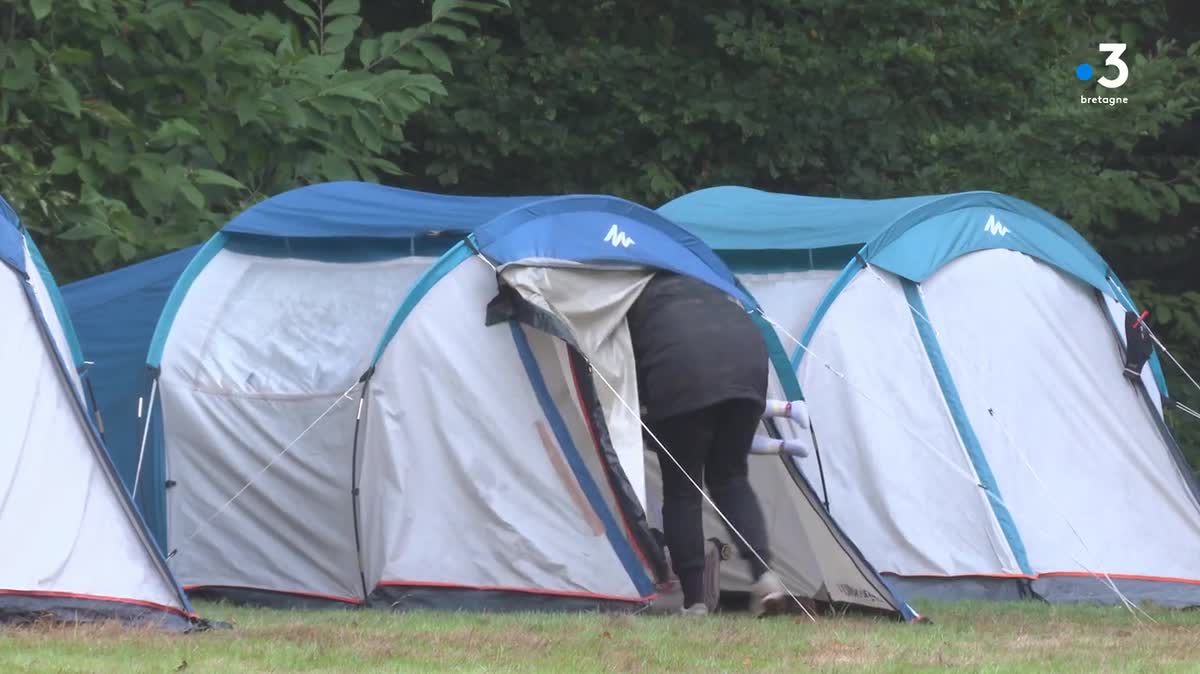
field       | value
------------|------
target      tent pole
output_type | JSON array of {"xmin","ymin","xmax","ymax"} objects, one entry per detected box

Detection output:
[{"xmin": 133, "ymin": 378, "xmax": 158, "ymax": 497}]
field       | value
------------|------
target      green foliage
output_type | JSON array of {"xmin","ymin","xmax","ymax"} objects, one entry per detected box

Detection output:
[
  {"xmin": 406, "ymin": 0, "xmax": 1200, "ymax": 464},
  {"xmin": 0, "ymin": 0, "xmax": 505, "ymax": 280}
]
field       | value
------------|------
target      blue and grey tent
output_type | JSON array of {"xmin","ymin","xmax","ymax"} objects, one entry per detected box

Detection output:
[
  {"xmin": 660, "ymin": 186, "xmax": 1200, "ymax": 607},
  {"xmin": 0, "ymin": 196, "xmax": 194, "ymax": 628},
  {"xmin": 126, "ymin": 181, "xmax": 916, "ymax": 617}
]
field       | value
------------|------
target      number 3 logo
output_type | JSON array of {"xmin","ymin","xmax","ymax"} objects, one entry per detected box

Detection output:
[{"xmin": 1098, "ymin": 43, "xmax": 1129, "ymax": 89}]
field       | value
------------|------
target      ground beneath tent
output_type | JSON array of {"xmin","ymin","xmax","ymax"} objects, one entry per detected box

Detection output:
[{"xmin": 2, "ymin": 600, "xmax": 1199, "ymax": 672}]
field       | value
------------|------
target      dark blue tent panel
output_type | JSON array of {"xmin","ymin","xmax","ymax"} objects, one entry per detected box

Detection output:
[
  {"xmin": 223, "ymin": 181, "xmax": 549, "ymax": 239},
  {"xmin": 61, "ymin": 245, "xmax": 201, "ymax": 489}
]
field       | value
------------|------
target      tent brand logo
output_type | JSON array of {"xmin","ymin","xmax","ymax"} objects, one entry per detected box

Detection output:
[
  {"xmin": 603, "ymin": 224, "xmax": 635, "ymax": 248},
  {"xmin": 837, "ymin": 584, "xmax": 882, "ymax": 602},
  {"xmin": 984, "ymin": 214, "xmax": 1009, "ymax": 237}
]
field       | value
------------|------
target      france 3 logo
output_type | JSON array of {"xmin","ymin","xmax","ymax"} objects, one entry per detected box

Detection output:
[{"xmin": 1077, "ymin": 43, "xmax": 1129, "ymax": 106}]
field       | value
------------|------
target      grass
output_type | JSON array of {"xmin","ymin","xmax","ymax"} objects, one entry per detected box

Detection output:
[{"xmin": 3, "ymin": 600, "xmax": 1200, "ymax": 673}]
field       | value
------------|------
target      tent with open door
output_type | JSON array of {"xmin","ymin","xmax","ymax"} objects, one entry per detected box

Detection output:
[
  {"xmin": 134, "ymin": 183, "xmax": 917, "ymax": 618},
  {"xmin": 0, "ymin": 196, "xmax": 196, "ymax": 628},
  {"xmin": 660, "ymin": 186, "xmax": 1200, "ymax": 606}
]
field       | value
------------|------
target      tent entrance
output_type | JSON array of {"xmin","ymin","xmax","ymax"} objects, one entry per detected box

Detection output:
[{"xmin": 488, "ymin": 261, "xmax": 912, "ymax": 618}]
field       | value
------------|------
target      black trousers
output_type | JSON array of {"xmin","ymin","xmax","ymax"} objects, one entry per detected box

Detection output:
[{"xmin": 648, "ymin": 398, "xmax": 772, "ymax": 606}]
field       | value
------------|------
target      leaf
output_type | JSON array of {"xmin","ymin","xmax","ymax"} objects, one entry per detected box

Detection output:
[
  {"xmin": 1, "ymin": 47, "xmax": 37, "ymax": 90},
  {"xmin": 324, "ymin": 15, "xmax": 362, "ymax": 36},
  {"xmin": 206, "ymin": 136, "xmax": 228, "ymax": 164},
  {"xmin": 30, "ymin": 0, "xmax": 52, "ymax": 20},
  {"xmin": 131, "ymin": 179, "xmax": 163, "ymax": 211},
  {"xmin": 351, "ymin": 112, "xmax": 383, "ymax": 152},
  {"xmin": 150, "ymin": 118, "xmax": 203, "ymax": 144},
  {"xmin": 201, "ymin": 30, "xmax": 221, "ymax": 54},
  {"xmin": 235, "ymin": 94, "xmax": 261, "ymax": 126},
  {"xmin": 191, "ymin": 169, "xmax": 247, "ymax": 190},
  {"xmin": 52, "ymin": 78, "xmax": 82, "ymax": 118},
  {"xmin": 59, "ymin": 220, "xmax": 109, "ymax": 241},
  {"xmin": 83, "ymin": 100, "xmax": 134, "ymax": 128},
  {"xmin": 324, "ymin": 32, "xmax": 354, "ymax": 54},
  {"xmin": 430, "ymin": 23, "xmax": 468, "ymax": 42},
  {"xmin": 324, "ymin": 0, "xmax": 360, "ymax": 17},
  {"xmin": 179, "ymin": 183, "xmax": 206, "ymax": 209},
  {"xmin": 431, "ymin": 0, "xmax": 459, "ymax": 21},
  {"xmin": 53, "ymin": 48, "xmax": 94, "ymax": 66},
  {"xmin": 283, "ymin": 0, "xmax": 316, "ymax": 19},
  {"xmin": 320, "ymin": 81, "xmax": 380, "ymax": 103},
  {"xmin": 441, "ymin": 10, "xmax": 480, "ymax": 28},
  {"xmin": 375, "ymin": 160, "xmax": 406, "ymax": 176},
  {"xmin": 414, "ymin": 40, "xmax": 452, "ymax": 73},
  {"xmin": 388, "ymin": 51, "xmax": 428, "ymax": 69},
  {"xmin": 359, "ymin": 38, "xmax": 380, "ymax": 66},
  {"xmin": 94, "ymin": 237, "xmax": 119, "ymax": 266},
  {"xmin": 48, "ymin": 147, "xmax": 80, "ymax": 175}
]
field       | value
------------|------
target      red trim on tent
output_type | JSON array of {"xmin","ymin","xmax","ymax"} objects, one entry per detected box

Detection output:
[
  {"xmin": 881, "ymin": 571, "xmax": 1036, "ymax": 580},
  {"xmin": 566, "ymin": 355, "xmax": 656, "ymax": 577},
  {"xmin": 881, "ymin": 571, "xmax": 1200, "ymax": 586},
  {"xmin": 1038, "ymin": 572, "xmax": 1200, "ymax": 586},
  {"xmin": 0, "ymin": 588, "xmax": 196, "ymax": 618},
  {"xmin": 376, "ymin": 580, "xmax": 654, "ymax": 604},
  {"xmin": 182, "ymin": 585, "xmax": 363, "ymax": 604}
]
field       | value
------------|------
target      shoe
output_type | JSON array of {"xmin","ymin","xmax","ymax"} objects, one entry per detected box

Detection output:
[
  {"xmin": 750, "ymin": 571, "xmax": 788, "ymax": 617},
  {"xmin": 679, "ymin": 603, "xmax": 709, "ymax": 617}
]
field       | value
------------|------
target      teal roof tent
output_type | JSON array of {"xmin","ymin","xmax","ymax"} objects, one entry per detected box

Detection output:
[{"xmin": 657, "ymin": 185, "xmax": 1198, "ymax": 608}]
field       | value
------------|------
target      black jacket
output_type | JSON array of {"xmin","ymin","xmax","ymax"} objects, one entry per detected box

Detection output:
[{"xmin": 625, "ymin": 272, "xmax": 769, "ymax": 421}]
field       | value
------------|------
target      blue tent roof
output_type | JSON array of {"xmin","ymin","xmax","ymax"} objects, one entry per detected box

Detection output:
[
  {"xmin": 659, "ymin": 186, "xmax": 1113, "ymax": 291},
  {"xmin": 858, "ymin": 191, "xmax": 1112, "ymax": 292},
  {"xmin": 223, "ymin": 181, "xmax": 550, "ymax": 239},
  {"xmin": 472, "ymin": 194, "xmax": 755, "ymax": 308},
  {"xmin": 656, "ymin": 185, "xmax": 942, "ymax": 251},
  {"xmin": 1, "ymin": 195, "xmax": 26, "ymax": 273},
  {"xmin": 61, "ymin": 244, "xmax": 201, "ymax": 490}
]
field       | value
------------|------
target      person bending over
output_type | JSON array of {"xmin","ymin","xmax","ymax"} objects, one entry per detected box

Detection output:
[{"xmin": 626, "ymin": 271, "xmax": 787, "ymax": 617}]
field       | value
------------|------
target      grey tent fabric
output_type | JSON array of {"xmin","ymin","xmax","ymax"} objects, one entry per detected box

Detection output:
[{"xmin": 2, "ymin": 235, "xmax": 193, "ymax": 629}]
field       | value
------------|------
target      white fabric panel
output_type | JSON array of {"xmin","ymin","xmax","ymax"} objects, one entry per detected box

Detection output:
[
  {"xmin": 0, "ymin": 271, "xmax": 183, "ymax": 610},
  {"xmin": 1101, "ymin": 294, "xmax": 1165, "ymax": 419},
  {"xmin": 919, "ymin": 250, "xmax": 1200, "ymax": 581},
  {"xmin": 162, "ymin": 390, "xmax": 364, "ymax": 599},
  {"xmin": 360, "ymin": 258, "xmax": 641, "ymax": 599},
  {"xmin": 501, "ymin": 265, "xmax": 654, "ymax": 509},
  {"xmin": 160, "ymin": 250, "xmax": 433, "ymax": 599},
  {"xmin": 738, "ymin": 269, "xmax": 841, "ymax": 451},
  {"xmin": 23, "ymin": 242, "xmax": 83, "ymax": 398},
  {"xmin": 164, "ymin": 250, "xmax": 436, "ymax": 396},
  {"xmin": 736, "ymin": 270, "xmax": 839, "ymax": 345},
  {"xmin": 798, "ymin": 271, "xmax": 1019, "ymax": 577}
]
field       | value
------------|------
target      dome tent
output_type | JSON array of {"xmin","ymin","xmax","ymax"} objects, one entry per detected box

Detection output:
[
  {"xmin": 0, "ymin": 196, "xmax": 195, "ymax": 628},
  {"xmin": 131, "ymin": 182, "xmax": 916, "ymax": 618},
  {"xmin": 659, "ymin": 186, "xmax": 1199, "ymax": 606}
]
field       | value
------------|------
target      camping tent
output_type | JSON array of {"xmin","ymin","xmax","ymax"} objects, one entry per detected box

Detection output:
[
  {"xmin": 128, "ymin": 181, "xmax": 916, "ymax": 617},
  {"xmin": 659, "ymin": 186, "xmax": 1200, "ymax": 606},
  {"xmin": 0, "ymin": 196, "xmax": 196, "ymax": 627}
]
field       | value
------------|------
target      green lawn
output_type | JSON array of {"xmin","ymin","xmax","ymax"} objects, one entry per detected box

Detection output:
[{"xmin": 3, "ymin": 600, "xmax": 1200, "ymax": 673}]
